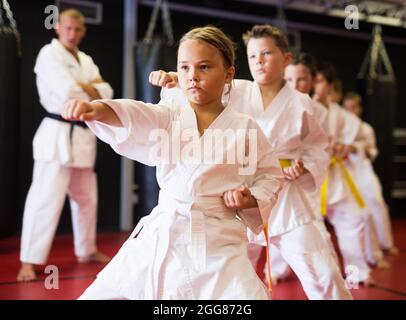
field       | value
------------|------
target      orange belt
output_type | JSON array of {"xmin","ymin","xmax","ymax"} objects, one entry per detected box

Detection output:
[
  {"xmin": 263, "ymin": 223, "xmax": 272, "ymax": 292},
  {"xmin": 262, "ymin": 159, "xmax": 293, "ymax": 292}
]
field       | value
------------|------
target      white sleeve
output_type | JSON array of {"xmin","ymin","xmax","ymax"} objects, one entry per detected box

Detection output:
[
  {"xmin": 366, "ymin": 125, "xmax": 379, "ymax": 160},
  {"xmin": 92, "ymin": 82, "xmax": 114, "ymax": 99},
  {"xmin": 34, "ymin": 49, "xmax": 89, "ymax": 104},
  {"xmin": 86, "ymin": 99, "xmax": 172, "ymax": 166},
  {"xmin": 352, "ymin": 123, "xmax": 370, "ymax": 157},
  {"xmin": 311, "ymin": 100, "xmax": 329, "ymax": 134},
  {"xmin": 298, "ymin": 110, "xmax": 330, "ymax": 191},
  {"xmin": 339, "ymin": 108, "xmax": 362, "ymax": 145},
  {"xmin": 87, "ymin": 57, "xmax": 114, "ymax": 99},
  {"xmin": 239, "ymin": 120, "xmax": 282, "ymax": 234},
  {"xmin": 160, "ymin": 87, "xmax": 188, "ymax": 105}
]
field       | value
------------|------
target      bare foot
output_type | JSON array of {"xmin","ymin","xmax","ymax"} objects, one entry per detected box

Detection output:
[
  {"xmin": 387, "ymin": 247, "xmax": 400, "ymax": 255},
  {"xmin": 77, "ymin": 251, "xmax": 111, "ymax": 264},
  {"xmin": 376, "ymin": 259, "xmax": 391, "ymax": 269},
  {"xmin": 17, "ymin": 263, "xmax": 37, "ymax": 282}
]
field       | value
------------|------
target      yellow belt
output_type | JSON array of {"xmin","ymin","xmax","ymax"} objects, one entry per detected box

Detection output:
[
  {"xmin": 320, "ymin": 156, "xmax": 365, "ymax": 216},
  {"xmin": 279, "ymin": 159, "xmax": 292, "ymax": 169}
]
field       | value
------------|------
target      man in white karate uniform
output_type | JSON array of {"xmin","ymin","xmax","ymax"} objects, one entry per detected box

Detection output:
[{"xmin": 17, "ymin": 9, "xmax": 113, "ymax": 281}]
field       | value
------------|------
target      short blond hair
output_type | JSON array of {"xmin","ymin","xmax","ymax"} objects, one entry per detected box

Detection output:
[
  {"xmin": 59, "ymin": 8, "xmax": 85, "ymax": 24},
  {"xmin": 242, "ymin": 24, "xmax": 290, "ymax": 53},
  {"xmin": 179, "ymin": 25, "xmax": 235, "ymax": 69},
  {"xmin": 344, "ymin": 92, "xmax": 362, "ymax": 106}
]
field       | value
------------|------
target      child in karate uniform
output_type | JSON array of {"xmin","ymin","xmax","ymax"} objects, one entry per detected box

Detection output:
[
  {"xmin": 330, "ymin": 86, "xmax": 390, "ymax": 270},
  {"xmin": 268, "ymin": 53, "xmax": 342, "ymax": 282},
  {"xmin": 343, "ymin": 92, "xmax": 398, "ymax": 258},
  {"xmin": 314, "ymin": 63, "xmax": 374, "ymax": 285},
  {"xmin": 150, "ymin": 25, "xmax": 352, "ymax": 299},
  {"xmin": 64, "ymin": 26, "xmax": 282, "ymax": 300}
]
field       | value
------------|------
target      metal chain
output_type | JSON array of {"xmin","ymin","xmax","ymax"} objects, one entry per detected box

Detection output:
[
  {"xmin": 2, "ymin": 0, "xmax": 17, "ymax": 30},
  {"xmin": 144, "ymin": 0, "xmax": 175, "ymax": 45},
  {"xmin": 0, "ymin": 5, "xmax": 4, "ymax": 25},
  {"xmin": 144, "ymin": 0, "xmax": 163, "ymax": 43},
  {"xmin": 161, "ymin": 0, "xmax": 174, "ymax": 46},
  {"xmin": 1, "ymin": 0, "xmax": 21, "ymax": 55}
]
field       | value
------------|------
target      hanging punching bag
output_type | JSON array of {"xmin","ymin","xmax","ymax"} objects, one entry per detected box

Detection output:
[
  {"xmin": 357, "ymin": 26, "xmax": 396, "ymax": 207},
  {"xmin": 133, "ymin": 0, "xmax": 177, "ymax": 218},
  {"xmin": 0, "ymin": 2, "xmax": 21, "ymax": 238}
]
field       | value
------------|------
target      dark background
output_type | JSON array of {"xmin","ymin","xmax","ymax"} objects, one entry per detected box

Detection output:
[{"xmin": 6, "ymin": 0, "xmax": 406, "ymax": 235}]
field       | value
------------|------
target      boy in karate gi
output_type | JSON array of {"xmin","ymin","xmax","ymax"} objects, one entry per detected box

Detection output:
[{"xmin": 268, "ymin": 53, "xmax": 342, "ymax": 282}]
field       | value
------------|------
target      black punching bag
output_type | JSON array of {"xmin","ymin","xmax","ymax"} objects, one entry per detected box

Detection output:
[
  {"xmin": 357, "ymin": 26, "xmax": 396, "ymax": 207},
  {"xmin": 133, "ymin": 0, "xmax": 177, "ymax": 217},
  {"xmin": 0, "ymin": 4, "xmax": 20, "ymax": 238}
]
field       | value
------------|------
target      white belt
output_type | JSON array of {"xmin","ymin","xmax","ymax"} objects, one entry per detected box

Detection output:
[
  {"xmin": 126, "ymin": 190, "xmax": 237, "ymax": 298},
  {"xmin": 163, "ymin": 191, "xmax": 236, "ymax": 270}
]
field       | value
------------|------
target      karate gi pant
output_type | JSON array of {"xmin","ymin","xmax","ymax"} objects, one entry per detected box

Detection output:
[
  {"xmin": 364, "ymin": 208, "xmax": 384, "ymax": 265},
  {"xmin": 267, "ymin": 219, "xmax": 341, "ymax": 281},
  {"xmin": 365, "ymin": 195, "xmax": 394, "ymax": 250},
  {"xmin": 20, "ymin": 160, "xmax": 98, "ymax": 265},
  {"xmin": 268, "ymin": 244, "xmax": 292, "ymax": 280},
  {"xmin": 79, "ymin": 194, "xmax": 270, "ymax": 300},
  {"xmin": 249, "ymin": 221, "xmax": 352, "ymax": 300},
  {"xmin": 327, "ymin": 200, "xmax": 371, "ymax": 283}
]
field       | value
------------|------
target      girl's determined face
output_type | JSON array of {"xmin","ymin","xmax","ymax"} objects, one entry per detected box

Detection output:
[
  {"xmin": 246, "ymin": 37, "xmax": 291, "ymax": 86},
  {"xmin": 285, "ymin": 64, "xmax": 313, "ymax": 94},
  {"xmin": 177, "ymin": 39, "xmax": 234, "ymax": 108}
]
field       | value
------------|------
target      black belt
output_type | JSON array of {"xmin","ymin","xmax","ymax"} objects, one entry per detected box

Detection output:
[
  {"xmin": 45, "ymin": 112, "xmax": 89, "ymax": 155},
  {"xmin": 45, "ymin": 113, "xmax": 88, "ymax": 128}
]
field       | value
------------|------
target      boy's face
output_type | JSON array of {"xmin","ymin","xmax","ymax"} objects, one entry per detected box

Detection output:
[
  {"xmin": 285, "ymin": 64, "xmax": 313, "ymax": 94},
  {"xmin": 329, "ymin": 88, "xmax": 342, "ymax": 104},
  {"xmin": 246, "ymin": 37, "xmax": 291, "ymax": 85},
  {"xmin": 313, "ymin": 73, "xmax": 332, "ymax": 103},
  {"xmin": 343, "ymin": 98, "xmax": 362, "ymax": 117},
  {"xmin": 177, "ymin": 39, "xmax": 234, "ymax": 107}
]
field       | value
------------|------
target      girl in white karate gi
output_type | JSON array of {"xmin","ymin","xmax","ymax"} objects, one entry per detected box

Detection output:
[
  {"xmin": 314, "ymin": 63, "xmax": 374, "ymax": 285},
  {"xmin": 150, "ymin": 25, "xmax": 352, "ymax": 300},
  {"xmin": 63, "ymin": 26, "xmax": 282, "ymax": 300},
  {"xmin": 18, "ymin": 9, "xmax": 112, "ymax": 282},
  {"xmin": 343, "ymin": 92, "xmax": 398, "ymax": 258}
]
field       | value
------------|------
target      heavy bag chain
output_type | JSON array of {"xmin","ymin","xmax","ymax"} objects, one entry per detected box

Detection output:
[
  {"xmin": 0, "ymin": 0, "xmax": 21, "ymax": 55},
  {"xmin": 144, "ymin": 0, "xmax": 174, "ymax": 46}
]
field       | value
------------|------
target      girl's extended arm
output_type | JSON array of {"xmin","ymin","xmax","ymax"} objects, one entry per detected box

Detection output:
[{"xmin": 62, "ymin": 99, "xmax": 122, "ymax": 127}]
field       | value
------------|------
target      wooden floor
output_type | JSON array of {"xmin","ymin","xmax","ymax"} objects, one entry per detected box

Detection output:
[{"xmin": 0, "ymin": 218, "xmax": 405, "ymax": 300}]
